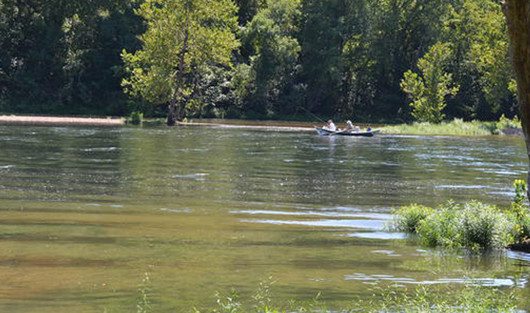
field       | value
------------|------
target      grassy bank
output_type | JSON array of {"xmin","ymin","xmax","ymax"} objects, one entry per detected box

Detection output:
[
  {"xmin": 392, "ymin": 181, "xmax": 530, "ymax": 252},
  {"xmin": 381, "ymin": 116, "xmax": 521, "ymax": 136}
]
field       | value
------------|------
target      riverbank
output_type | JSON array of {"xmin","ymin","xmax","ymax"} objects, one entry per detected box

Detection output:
[
  {"xmin": 0, "ymin": 115, "xmax": 125, "ymax": 126},
  {"xmin": 0, "ymin": 115, "xmax": 522, "ymax": 137}
]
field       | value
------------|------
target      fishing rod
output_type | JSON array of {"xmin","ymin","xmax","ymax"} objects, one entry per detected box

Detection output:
[{"xmin": 297, "ymin": 106, "xmax": 326, "ymax": 123}]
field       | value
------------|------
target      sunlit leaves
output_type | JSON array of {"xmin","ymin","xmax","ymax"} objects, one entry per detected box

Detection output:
[
  {"xmin": 121, "ymin": 0, "xmax": 240, "ymax": 110},
  {"xmin": 401, "ymin": 42, "xmax": 459, "ymax": 123}
]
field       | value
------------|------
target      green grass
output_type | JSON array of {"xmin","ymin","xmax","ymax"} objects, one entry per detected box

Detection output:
[
  {"xmin": 381, "ymin": 116, "xmax": 522, "ymax": 136},
  {"xmin": 381, "ymin": 119, "xmax": 497, "ymax": 136}
]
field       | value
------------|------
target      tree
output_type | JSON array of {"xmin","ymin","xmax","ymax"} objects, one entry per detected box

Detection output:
[
  {"xmin": 0, "ymin": 0, "xmax": 140, "ymax": 115},
  {"xmin": 503, "ymin": 1, "xmax": 530, "ymax": 199},
  {"xmin": 238, "ymin": 0, "xmax": 301, "ymax": 116},
  {"xmin": 443, "ymin": 0, "xmax": 515, "ymax": 120},
  {"xmin": 298, "ymin": 0, "xmax": 345, "ymax": 115},
  {"xmin": 400, "ymin": 42, "xmax": 460, "ymax": 123},
  {"xmin": 121, "ymin": 0, "xmax": 239, "ymax": 125}
]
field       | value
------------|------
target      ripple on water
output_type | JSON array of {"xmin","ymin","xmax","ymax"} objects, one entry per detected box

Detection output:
[
  {"xmin": 344, "ymin": 273, "xmax": 526, "ymax": 288},
  {"xmin": 160, "ymin": 208, "xmax": 192, "ymax": 214},
  {"xmin": 82, "ymin": 147, "xmax": 120, "ymax": 152},
  {"xmin": 172, "ymin": 173, "xmax": 209, "ymax": 180},
  {"xmin": 435, "ymin": 184, "xmax": 490, "ymax": 190},
  {"xmin": 507, "ymin": 250, "xmax": 530, "ymax": 263},
  {"xmin": 346, "ymin": 232, "xmax": 407, "ymax": 240},
  {"xmin": 231, "ymin": 209, "xmax": 392, "ymax": 220},
  {"xmin": 240, "ymin": 218, "xmax": 385, "ymax": 230}
]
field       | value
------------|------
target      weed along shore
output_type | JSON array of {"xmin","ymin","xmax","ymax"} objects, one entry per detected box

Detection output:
[
  {"xmin": 392, "ymin": 180, "xmax": 530, "ymax": 253},
  {"xmin": 0, "ymin": 115, "xmax": 125, "ymax": 126}
]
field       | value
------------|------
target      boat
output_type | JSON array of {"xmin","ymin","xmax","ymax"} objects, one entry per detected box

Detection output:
[{"xmin": 315, "ymin": 127, "xmax": 380, "ymax": 137}]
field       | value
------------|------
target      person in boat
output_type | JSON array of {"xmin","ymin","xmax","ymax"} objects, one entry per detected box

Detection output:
[
  {"xmin": 323, "ymin": 119, "xmax": 337, "ymax": 131},
  {"xmin": 343, "ymin": 120, "xmax": 360, "ymax": 133},
  {"xmin": 343, "ymin": 120, "xmax": 354, "ymax": 132}
]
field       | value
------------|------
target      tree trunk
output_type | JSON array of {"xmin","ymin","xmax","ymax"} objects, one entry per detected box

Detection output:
[
  {"xmin": 504, "ymin": 1, "xmax": 530, "ymax": 199},
  {"xmin": 167, "ymin": 99, "xmax": 177, "ymax": 126},
  {"xmin": 166, "ymin": 11, "xmax": 190, "ymax": 127}
]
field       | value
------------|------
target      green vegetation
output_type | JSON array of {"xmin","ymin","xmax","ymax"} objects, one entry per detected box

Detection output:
[
  {"xmin": 392, "ymin": 204, "xmax": 434, "ymax": 233},
  {"xmin": 393, "ymin": 181, "xmax": 530, "ymax": 251},
  {"xmin": 401, "ymin": 42, "xmax": 459, "ymax": 123},
  {"xmin": 129, "ymin": 111, "xmax": 144, "ymax": 125},
  {"xmin": 121, "ymin": 0, "xmax": 239, "ymax": 125},
  {"xmin": 0, "ymin": 0, "xmax": 518, "ymax": 124},
  {"xmin": 128, "ymin": 273, "xmax": 523, "ymax": 313},
  {"xmin": 381, "ymin": 118, "xmax": 497, "ymax": 136},
  {"xmin": 188, "ymin": 281, "xmax": 519, "ymax": 313},
  {"xmin": 137, "ymin": 272, "xmax": 152, "ymax": 313}
]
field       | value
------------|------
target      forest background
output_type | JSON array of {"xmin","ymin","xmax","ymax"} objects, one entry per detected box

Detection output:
[{"xmin": 0, "ymin": 0, "xmax": 516, "ymax": 123}]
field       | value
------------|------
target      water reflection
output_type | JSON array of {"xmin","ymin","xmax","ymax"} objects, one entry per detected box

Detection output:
[{"xmin": 0, "ymin": 125, "xmax": 528, "ymax": 312}]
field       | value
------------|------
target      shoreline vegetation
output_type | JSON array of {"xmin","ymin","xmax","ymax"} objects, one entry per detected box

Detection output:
[
  {"xmin": 0, "ymin": 114, "xmax": 522, "ymax": 137},
  {"xmin": 392, "ymin": 180, "xmax": 530, "ymax": 253},
  {"xmin": 134, "ymin": 275, "xmax": 521, "ymax": 313}
]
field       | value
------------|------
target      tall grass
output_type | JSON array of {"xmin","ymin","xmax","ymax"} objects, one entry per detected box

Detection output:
[
  {"xmin": 189, "ymin": 282, "xmax": 519, "ymax": 313},
  {"xmin": 381, "ymin": 117, "xmax": 521, "ymax": 136}
]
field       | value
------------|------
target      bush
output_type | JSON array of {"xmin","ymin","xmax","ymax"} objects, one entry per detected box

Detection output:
[
  {"xmin": 392, "ymin": 204, "xmax": 434, "ymax": 233},
  {"xmin": 416, "ymin": 202, "xmax": 461, "ymax": 248},
  {"xmin": 396, "ymin": 201, "xmax": 516, "ymax": 251},
  {"xmin": 129, "ymin": 111, "xmax": 143, "ymax": 125},
  {"xmin": 459, "ymin": 201, "xmax": 514, "ymax": 250},
  {"xmin": 495, "ymin": 114, "xmax": 521, "ymax": 134},
  {"xmin": 509, "ymin": 180, "xmax": 530, "ymax": 241}
]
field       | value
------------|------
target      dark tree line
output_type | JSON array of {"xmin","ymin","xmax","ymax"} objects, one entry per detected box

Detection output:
[{"xmin": 0, "ymin": 0, "xmax": 517, "ymax": 122}]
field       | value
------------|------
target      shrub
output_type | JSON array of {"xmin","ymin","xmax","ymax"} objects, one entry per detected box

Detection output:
[
  {"xmin": 459, "ymin": 201, "xmax": 514, "ymax": 250},
  {"xmin": 495, "ymin": 114, "xmax": 521, "ymax": 133},
  {"xmin": 416, "ymin": 202, "xmax": 461, "ymax": 248},
  {"xmin": 398, "ymin": 201, "xmax": 516, "ymax": 251},
  {"xmin": 509, "ymin": 180, "xmax": 530, "ymax": 241},
  {"xmin": 129, "ymin": 111, "xmax": 143, "ymax": 125},
  {"xmin": 392, "ymin": 204, "xmax": 434, "ymax": 233}
]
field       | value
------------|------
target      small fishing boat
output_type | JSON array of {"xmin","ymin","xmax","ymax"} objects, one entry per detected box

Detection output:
[{"xmin": 315, "ymin": 127, "xmax": 380, "ymax": 137}]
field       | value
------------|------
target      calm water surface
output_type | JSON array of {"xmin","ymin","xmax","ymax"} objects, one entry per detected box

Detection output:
[{"xmin": 0, "ymin": 125, "xmax": 529, "ymax": 312}]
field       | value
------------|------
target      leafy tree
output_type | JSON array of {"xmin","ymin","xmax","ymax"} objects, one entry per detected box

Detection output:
[
  {"xmin": 0, "ymin": 0, "xmax": 140, "ymax": 115},
  {"xmin": 401, "ymin": 42, "xmax": 460, "ymax": 123},
  {"xmin": 443, "ymin": 0, "xmax": 514, "ymax": 119},
  {"xmin": 369, "ymin": 0, "xmax": 450, "ymax": 119},
  {"xmin": 298, "ymin": 0, "xmax": 345, "ymax": 115},
  {"xmin": 235, "ymin": 0, "xmax": 265, "ymax": 25},
  {"xmin": 121, "ymin": 0, "xmax": 239, "ymax": 125},
  {"xmin": 238, "ymin": 0, "xmax": 302, "ymax": 116}
]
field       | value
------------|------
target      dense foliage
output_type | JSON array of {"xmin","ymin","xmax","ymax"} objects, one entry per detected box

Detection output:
[
  {"xmin": 0, "ymin": 0, "xmax": 517, "ymax": 122},
  {"xmin": 392, "ymin": 181, "xmax": 530, "ymax": 251}
]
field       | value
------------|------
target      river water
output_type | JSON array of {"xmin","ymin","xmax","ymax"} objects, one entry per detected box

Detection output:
[{"xmin": 0, "ymin": 125, "xmax": 529, "ymax": 311}]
